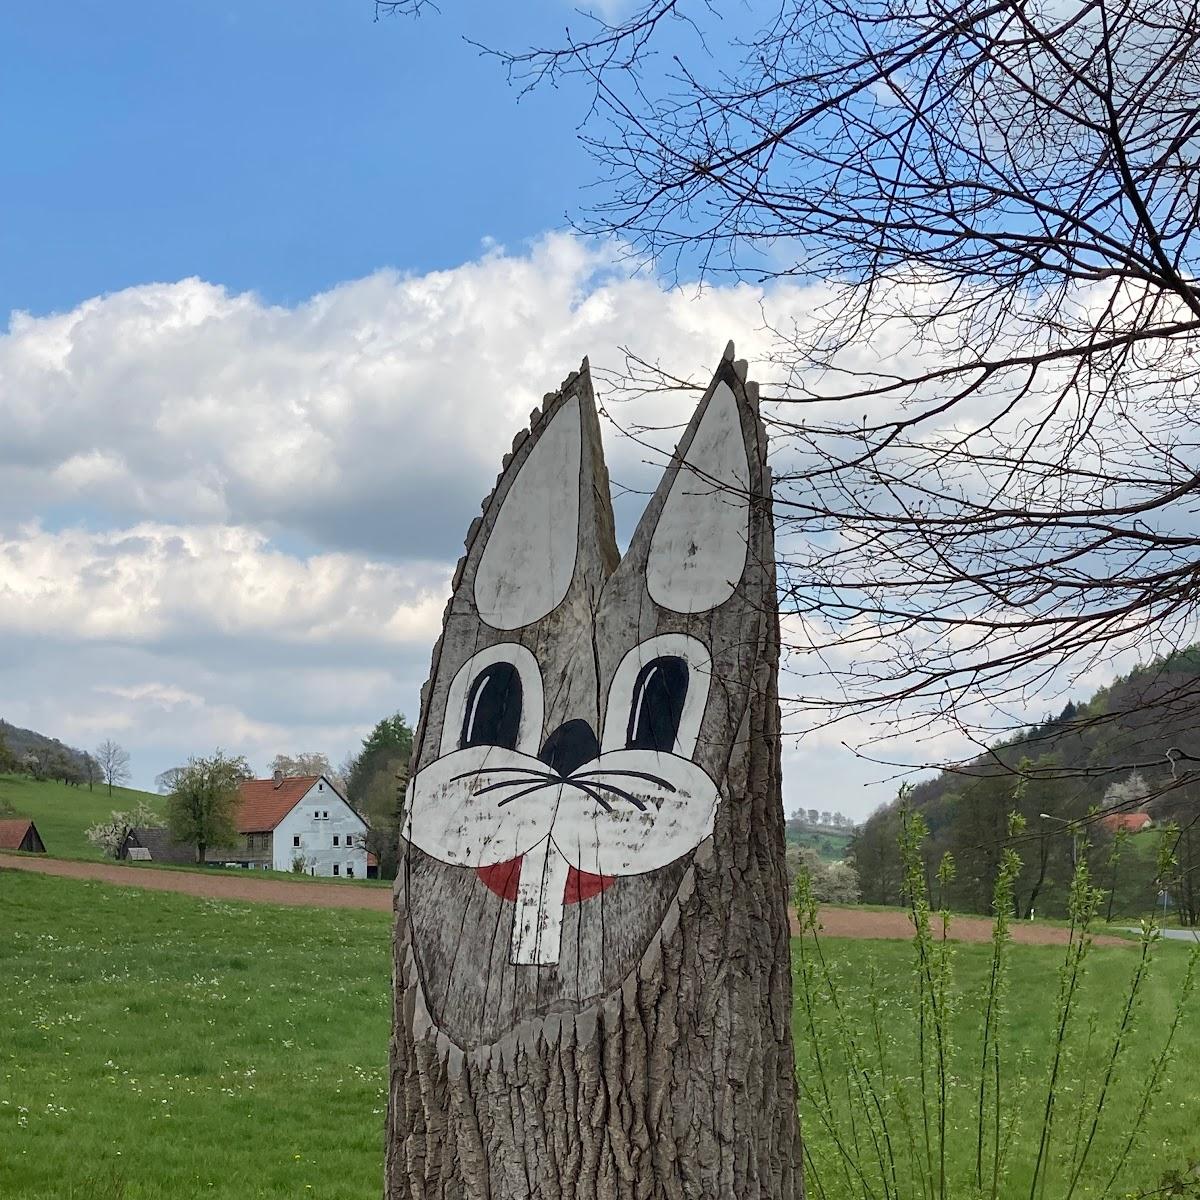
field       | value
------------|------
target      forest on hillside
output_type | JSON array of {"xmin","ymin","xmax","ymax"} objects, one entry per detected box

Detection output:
[{"xmin": 851, "ymin": 650, "xmax": 1200, "ymax": 923}]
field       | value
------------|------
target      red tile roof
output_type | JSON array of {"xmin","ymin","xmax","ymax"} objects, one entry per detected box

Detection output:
[
  {"xmin": 0, "ymin": 818, "xmax": 36, "ymax": 850},
  {"xmin": 367, "ymin": 851, "xmax": 379, "ymax": 867},
  {"xmin": 1099, "ymin": 812, "xmax": 1152, "ymax": 834},
  {"xmin": 235, "ymin": 775, "xmax": 320, "ymax": 833}
]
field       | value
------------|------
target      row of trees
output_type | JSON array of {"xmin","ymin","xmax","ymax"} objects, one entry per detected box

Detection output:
[
  {"xmin": 0, "ymin": 731, "xmax": 130, "ymax": 795},
  {"xmin": 787, "ymin": 809, "xmax": 855, "ymax": 831},
  {"xmin": 852, "ymin": 771, "xmax": 1198, "ymax": 924}
]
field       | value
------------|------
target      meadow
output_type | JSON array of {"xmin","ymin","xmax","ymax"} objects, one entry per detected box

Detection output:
[
  {"xmin": 1, "ymin": 870, "xmax": 1197, "ymax": 1198},
  {"xmin": 0, "ymin": 872, "xmax": 389, "ymax": 1200},
  {"xmin": 0, "ymin": 775, "xmax": 164, "ymax": 861},
  {"xmin": 793, "ymin": 931, "xmax": 1200, "ymax": 1199}
]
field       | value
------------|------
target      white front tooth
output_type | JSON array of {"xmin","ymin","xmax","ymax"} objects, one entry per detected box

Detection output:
[{"xmin": 511, "ymin": 835, "xmax": 570, "ymax": 966}]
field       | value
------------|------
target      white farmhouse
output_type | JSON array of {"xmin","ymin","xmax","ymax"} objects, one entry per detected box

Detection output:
[{"xmin": 231, "ymin": 772, "xmax": 370, "ymax": 878}]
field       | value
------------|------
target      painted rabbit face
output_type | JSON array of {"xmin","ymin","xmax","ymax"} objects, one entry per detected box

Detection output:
[{"xmin": 401, "ymin": 347, "xmax": 770, "ymax": 1049}]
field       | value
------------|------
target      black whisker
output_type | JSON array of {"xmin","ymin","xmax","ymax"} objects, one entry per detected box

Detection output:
[
  {"xmin": 495, "ymin": 780, "xmax": 561, "ymax": 808},
  {"xmin": 570, "ymin": 768, "xmax": 677, "ymax": 793},
  {"xmin": 561, "ymin": 779, "xmax": 615, "ymax": 813},
  {"xmin": 451, "ymin": 766, "xmax": 560, "ymax": 785},
  {"xmin": 564, "ymin": 778, "xmax": 650, "ymax": 811},
  {"xmin": 471, "ymin": 776, "xmax": 556, "ymax": 798}
]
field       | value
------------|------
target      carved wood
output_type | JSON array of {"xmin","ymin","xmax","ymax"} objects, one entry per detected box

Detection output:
[{"xmin": 387, "ymin": 344, "xmax": 803, "ymax": 1199}]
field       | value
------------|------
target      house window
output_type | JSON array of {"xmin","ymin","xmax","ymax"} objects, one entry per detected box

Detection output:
[
  {"xmin": 333, "ymin": 835, "xmax": 339, "ymax": 847},
  {"xmin": 314, "ymin": 810, "xmax": 320, "ymax": 819},
  {"xmin": 293, "ymin": 835, "xmax": 300, "ymax": 847},
  {"xmin": 322, "ymin": 810, "xmax": 328, "ymax": 819},
  {"xmin": 333, "ymin": 864, "xmax": 340, "ymax": 876},
  {"xmin": 346, "ymin": 865, "xmax": 354, "ymax": 878},
  {"xmin": 318, "ymin": 782, "xmax": 324, "ymax": 791},
  {"xmin": 345, "ymin": 835, "xmax": 353, "ymax": 846}
]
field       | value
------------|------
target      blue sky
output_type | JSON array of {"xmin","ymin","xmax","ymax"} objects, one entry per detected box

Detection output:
[
  {"xmin": 1, "ymin": 2, "xmax": 590, "ymax": 318},
  {"xmin": 0, "ymin": 2, "xmax": 1017, "ymax": 818}
]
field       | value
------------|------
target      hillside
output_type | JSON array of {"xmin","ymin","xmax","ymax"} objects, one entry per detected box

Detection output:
[
  {"xmin": 784, "ymin": 822, "xmax": 854, "ymax": 863},
  {"xmin": 853, "ymin": 649, "xmax": 1200, "ymax": 922},
  {"xmin": 0, "ymin": 718, "xmax": 88, "ymax": 775},
  {"xmin": 0, "ymin": 773, "xmax": 164, "ymax": 860}
]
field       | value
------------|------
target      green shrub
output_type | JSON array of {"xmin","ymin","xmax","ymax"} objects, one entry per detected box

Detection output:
[{"xmin": 793, "ymin": 803, "xmax": 1198, "ymax": 1200}]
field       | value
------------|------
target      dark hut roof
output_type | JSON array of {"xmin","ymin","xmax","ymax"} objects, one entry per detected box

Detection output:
[{"xmin": 125, "ymin": 826, "xmax": 197, "ymax": 864}]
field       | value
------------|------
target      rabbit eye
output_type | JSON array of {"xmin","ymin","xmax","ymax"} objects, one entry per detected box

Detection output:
[
  {"xmin": 461, "ymin": 662, "xmax": 523, "ymax": 750},
  {"xmin": 602, "ymin": 634, "xmax": 710, "ymax": 759},
  {"xmin": 626, "ymin": 656, "xmax": 688, "ymax": 753}
]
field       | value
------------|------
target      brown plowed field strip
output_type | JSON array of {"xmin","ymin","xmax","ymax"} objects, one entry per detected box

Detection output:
[
  {"xmin": 802, "ymin": 904, "xmax": 1126, "ymax": 946},
  {"xmin": 1, "ymin": 853, "xmax": 1126, "ymax": 945},
  {"xmin": 0, "ymin": 852, "xmax": 392, "ymax": 910}
]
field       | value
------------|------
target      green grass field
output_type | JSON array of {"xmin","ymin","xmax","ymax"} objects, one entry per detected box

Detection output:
[
  {"xmin": 1, "ymin": 871, "xmax": 1197, "ymax": 1198},
  {"xmin": 793, "ymin": 933, "xmax": 1200, "ymax": 1198},
  {"xmin": 0, "ymin": 871, "xmax": 389, "ymax": 1200},
  {"xmin": 0, "ymin": 774, "xmax": 164, "ymax": 860}
]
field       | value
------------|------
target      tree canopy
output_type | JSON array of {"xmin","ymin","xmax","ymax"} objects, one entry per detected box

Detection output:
[
  {"xmin": 165, "ymin": 750, "xmax": 252, "ymax": 864},
  {"xmin": 345, "ymin": 713, "xmax": 413, "ymax": 879},
  {"xmin": 269, "ymin": 752, "xmax": 333, "ymax": 779}
]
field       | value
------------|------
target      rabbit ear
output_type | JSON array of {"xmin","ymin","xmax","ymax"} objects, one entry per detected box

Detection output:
[
  {"xmin": 471, "ymin": 361, "xmax": 616, "ymax": 630},
  {"xmin": 632, "ymin": 346, "xmax": 757, "ymax": 615}
]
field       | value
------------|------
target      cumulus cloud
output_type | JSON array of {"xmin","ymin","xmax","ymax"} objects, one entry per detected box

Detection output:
[
  {"xmin": 5, "ymin": 233, "xmax": 1138, "ymax": 822},
  {"xmin": 0, "ymin": 522, "xmax": 447, "ymax": 645},
  {"xmin": 17, "ymin": 232, "xmax": 1107, "ymax": 821},
  {"xmin": 4, "ymin": 235, "xmax": 853, "ymax": 801},
  {"xmin": 1, "ymin": 235, "xmax": 781, "ymax": 558}
]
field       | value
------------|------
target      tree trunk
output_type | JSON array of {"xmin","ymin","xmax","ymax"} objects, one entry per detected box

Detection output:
[
  {"xmin": 1021, "ymin": 837, "xmax": 1052, "ymax": 919},
  {"xmin": 387, "ymin": 352, "xmax": 804, "ymax": 1199}
]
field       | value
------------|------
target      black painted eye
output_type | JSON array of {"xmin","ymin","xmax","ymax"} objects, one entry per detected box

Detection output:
[
  {"xmin": 460, "ymin": 662, "xmax": 523, "ymax": 750},
  {"xmin": 625, "ymin": 656, "xmax": 688, "ymax": 752}
]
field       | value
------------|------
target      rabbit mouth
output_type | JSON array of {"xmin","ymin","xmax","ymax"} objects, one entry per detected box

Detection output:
[
  {"xmin": 405, "ymin": 742, "xmax": 719, "ymax": 965},
  {"xmin": 475, "ymin": 857, "xmax": 613, "ymax": 903}
]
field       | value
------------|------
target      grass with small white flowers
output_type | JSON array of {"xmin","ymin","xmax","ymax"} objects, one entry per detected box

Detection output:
[
  {"xmin": 2, "ymin": 864, "xmax": 1197, "ymax": 1198},
  {"xmin": 1, "ymin": 871, "xmax": 389, "ymax": 1199}
]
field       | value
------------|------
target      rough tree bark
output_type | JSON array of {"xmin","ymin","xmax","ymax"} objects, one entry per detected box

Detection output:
[{"xmin": 387, "ymin": 345, "xmax": 803, "ymax": 1199}]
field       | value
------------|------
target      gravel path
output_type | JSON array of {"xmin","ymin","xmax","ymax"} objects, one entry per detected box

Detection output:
[
  {"xmin": 0, "ymin": 852, "xmax": 393, "ymax": 911},
  {"xmin": 2, "ymin": 853, "xmax": 1126, "ymax": 944}
]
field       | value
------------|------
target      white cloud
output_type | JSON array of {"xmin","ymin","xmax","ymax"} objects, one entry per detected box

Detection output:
[
  {"xmin": 1, "ymin": 236, "xmax": 782, "ymax": 559},
  {"xmin": 3, "ymin": 233, "xmax": 1122, "ymax": 818},
  {"xmin": 1, "ymin": 234, "xmax": 819, "ymax": 796},
  {"xmin": 0, "ymin": 522, "xmax": 447, "ymax": 646}
]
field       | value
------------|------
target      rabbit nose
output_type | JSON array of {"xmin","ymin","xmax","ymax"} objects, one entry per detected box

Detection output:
[{"xmin": 538, "ymin": 719, "xmax": 600, "ymax": 778}]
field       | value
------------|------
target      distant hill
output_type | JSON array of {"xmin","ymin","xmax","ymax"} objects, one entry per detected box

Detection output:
[
  {"xmin": 785, "ymin": 821, "xmax": 854, "ymax": 863},
  {"xmin": 852, "ymin": 649, "xmax": 1200, "ymax": 923},
  {"xmin": 0, "ymin": 719, "xmax": 88, "ymax": 775}
]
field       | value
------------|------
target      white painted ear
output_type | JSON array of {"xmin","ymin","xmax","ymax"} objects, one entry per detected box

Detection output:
[
  {"xmin": 474, "ymin": 396, "xmax": 582, "ymax": 630},
  {"xmin": 646, "ymin": 381, "xmax": 750, "ymax": 614}
]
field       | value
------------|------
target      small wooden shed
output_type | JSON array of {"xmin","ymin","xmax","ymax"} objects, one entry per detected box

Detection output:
[
  {"xmin": 118, "ymin": 826, "xmax": 197, "ymax": 864},
  {"xmin": 0, "ymin": 818, "xmax": 47, "ymax": 854}
]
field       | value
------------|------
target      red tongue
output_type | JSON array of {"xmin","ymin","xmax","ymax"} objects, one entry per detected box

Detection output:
[{"xmin": 475, "ymin": 856, "xmax": 613, "ymax": 903}]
